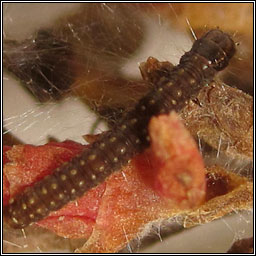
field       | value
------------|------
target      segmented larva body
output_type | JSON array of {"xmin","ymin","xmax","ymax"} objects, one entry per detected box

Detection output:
[{"xmin": 4, "ymin": 29, "xmax": 235, "ymax": 228}]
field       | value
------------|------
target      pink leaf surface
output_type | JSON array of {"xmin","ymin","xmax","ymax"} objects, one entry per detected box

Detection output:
[{"xmin": 3, "ymin": 112, "xmax": 206, "ymax": 250}]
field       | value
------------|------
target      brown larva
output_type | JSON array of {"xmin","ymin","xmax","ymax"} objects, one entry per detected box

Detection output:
[{"xmin": 3, "ymin": 29, "xmax": 236, "ymax": 228}]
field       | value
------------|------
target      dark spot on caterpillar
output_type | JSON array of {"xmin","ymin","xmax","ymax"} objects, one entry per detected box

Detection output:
[
  {"xmin": 3, "ymin": 29, "xmax": 236, "ymax": 228},
  {"xmin": 192, "ymin": 97, "xmax": 203, "ymax": 107}
]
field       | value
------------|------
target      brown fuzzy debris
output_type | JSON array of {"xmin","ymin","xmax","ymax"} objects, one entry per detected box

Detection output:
[
  {"xmin": 180, "ymin": 166, "xmax": 253, "ymax": 228},
  {"xmin": 180, "ymin": 81, "xmax": 253, "ymax": 160}
]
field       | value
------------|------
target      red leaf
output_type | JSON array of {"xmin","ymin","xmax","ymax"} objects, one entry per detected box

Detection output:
[
  {"xmin": 4, "ymin": 141, "xmax": 85, "ymax": 197},
  {"xmin": 3, "ymin": 112, "xmax": 206, "ymax": 249}
]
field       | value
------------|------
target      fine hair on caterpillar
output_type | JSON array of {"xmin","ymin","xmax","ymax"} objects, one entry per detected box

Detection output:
[{"xmin": 3, "ymin": 29, "xmax": 236, "ymax": 229}]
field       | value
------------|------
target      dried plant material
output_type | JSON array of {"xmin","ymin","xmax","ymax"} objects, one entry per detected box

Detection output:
[
  {"xmin": 3, "ymin": 113, "xmax": 253, "ymax": 253},
  {"xmin": 78, "ymin": 113, "xmax": 206, "ymax": 253},
  {"xmin": 140, "ymin": 57, "xmax": 253, "ymax": 162},
  {"xmin": 180, "ymin": 81, "xmax": 253, "ymax": 161},
  {"xmin": 180, "ymin": 166, "xmax": 253, "ymax": 228},
  {"xmin": 72, "ymin": 75, "xmax": 149, "ymax": 116},
  {"xmin": 139, "ymin": 56, "xmax": 174, "ymax": 84},
  {"xmin": 227, "ymin": 236, "xmax": 253, "ymax": 253},
  {"xmin": 121, "ymin": 166, "xmax": 253, "ymax": 253},
  {"xmin": 3, "ymin": 112, "xmax": 206, "ymax": 252}
]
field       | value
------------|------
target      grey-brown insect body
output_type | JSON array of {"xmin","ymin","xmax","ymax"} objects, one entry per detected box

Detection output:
[{"xmin": 4, "ymin": 29, "xmax": 236, "ymax": 228}]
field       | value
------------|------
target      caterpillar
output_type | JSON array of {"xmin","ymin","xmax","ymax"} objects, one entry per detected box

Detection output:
[{"xmin": 3, "ymin": 29, "xmax": 236, "ymax": 229}]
